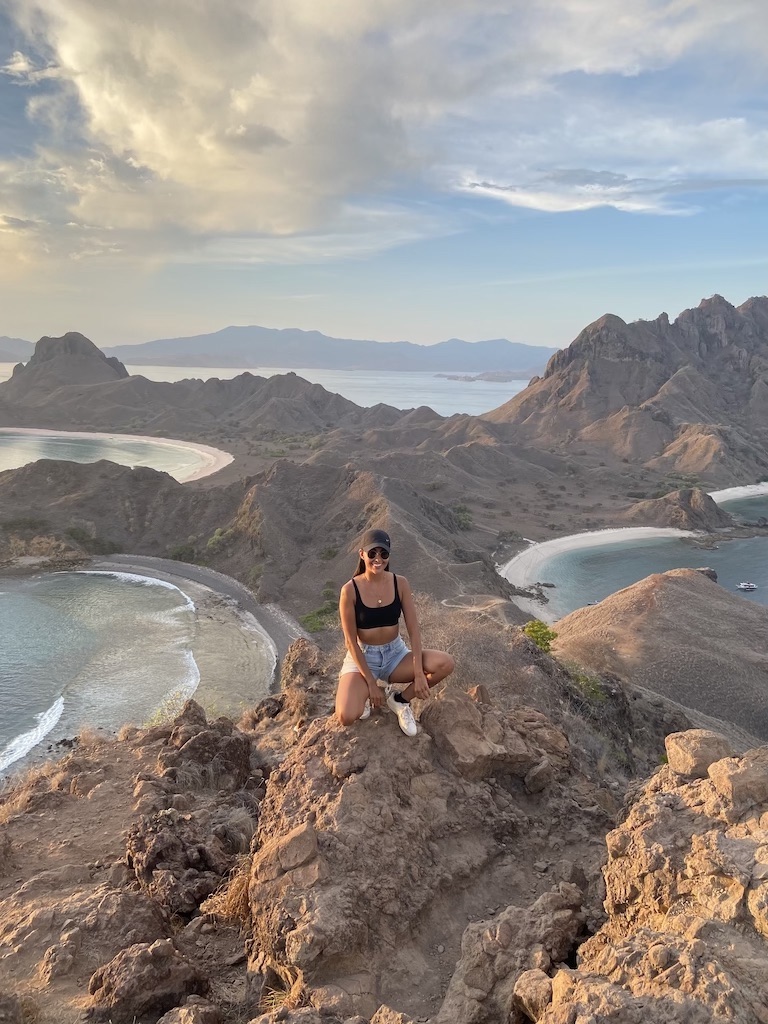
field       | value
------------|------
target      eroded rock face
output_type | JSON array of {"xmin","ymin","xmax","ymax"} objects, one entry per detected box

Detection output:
[
  {"xmin": 434, "ymin": 886, "xmax": 585, "ymax": 1023},
  {"xmin": 0, "ymin": 882, "xmax": 167, "ymax": 982},
  {"xmin": 665, "ymin": 729, "xmax": 734, "ymax": 779},
  {"xmin": 87, "ymin": 938, "xmax": 206, "ymax": 1022},
  {"xmin": 247, "ymin": 687, "xmax": 580, "ymax": 1017},
  {"xmin": 158, "ymin": 700, "xmax": 253, "ymax": 792},
  {"xmin": 125, "ymin": 809, "xmax": 233, "ymax": 915},
  {"xmin": 533, "ymin": 735, "xmax": 768, "ymax": 1023}
]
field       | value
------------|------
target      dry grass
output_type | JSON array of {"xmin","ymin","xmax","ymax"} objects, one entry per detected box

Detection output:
[
  {"xmin": 201, "ymin": 855, "xmax": 252, "ymax": 926},
  {"xmin": 0, "ymin": 759, "xmax": 62, "ymax": 826},
  {"xmin": 212, "ymin": 806, "xmax": 257, "ymax": 854}
]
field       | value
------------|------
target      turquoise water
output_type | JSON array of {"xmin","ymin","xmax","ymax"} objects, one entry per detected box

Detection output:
[
  {"xmin": 0, "ymin": 572, "xmax": 199, "ymax": 772},
  {"xmin": 536, "ymin": 534, "xmax": 768, "ymax": 620},
  {"xmin": 0, "ymin": 430, "xmax": 215, "ymax": 481}
]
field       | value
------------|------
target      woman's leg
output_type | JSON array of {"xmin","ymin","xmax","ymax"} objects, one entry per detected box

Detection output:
[
  {"xmin": 387, "ymin": 648, "xmax": 455, "ymax": 701},
  {"xmin": 336, "ymin": 671, "xmax": 371, "ymax": 726}
]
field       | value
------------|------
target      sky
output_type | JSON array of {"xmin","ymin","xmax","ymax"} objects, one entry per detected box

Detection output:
[{"xmin": 1, "ymin": 0, "xmax": 767, "ymax": 349}]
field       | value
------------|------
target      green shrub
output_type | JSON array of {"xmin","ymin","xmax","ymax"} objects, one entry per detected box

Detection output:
[
  {"xmin": 452, "ymin": 503, "xmax": 473, "ymax": 530},
  {"xmin": 169, "ymin": 543, "xmax": 198, "ymax": 562},
  {"xmin": 300, "ymin": 600, "xmax": 338, "ymax": 633},
  {"xmin": 567, "ymin": 665, "xmax": 606, "ymax": 702},
  {"xmin": 522, "ymin": 619, "xmax": 557, "ymax": 653},
  {"xmin": 319, "ymin": 546, "xmax": 338, "ymax": 560},
  {"xmin": 206, "ymin": 527, "xmax": 235, "ymax": 553}
]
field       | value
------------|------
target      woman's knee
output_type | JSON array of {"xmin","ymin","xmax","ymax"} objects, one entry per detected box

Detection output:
[
  {"xmin": 337, "ymin": 710, "xmax": 358, "ymax": 727},
  {"xmin": 428, "ymin": 651, "xmax": 454, "ymax": 681}
]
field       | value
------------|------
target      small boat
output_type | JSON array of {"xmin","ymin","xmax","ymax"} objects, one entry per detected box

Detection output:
[{"xmin": 737, "ymin": 582, "xmax": 758, "ymax": 591}]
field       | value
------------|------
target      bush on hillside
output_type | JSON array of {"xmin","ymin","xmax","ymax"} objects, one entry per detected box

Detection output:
[{"xmin": 522, "ymin": 619, "xmax": 558, "ymax": 653}]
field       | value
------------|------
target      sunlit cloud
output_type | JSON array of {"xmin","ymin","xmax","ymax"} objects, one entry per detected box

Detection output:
[{"xmin": 0, "ymin": 0, "xmax": 767, "ymax": 272}]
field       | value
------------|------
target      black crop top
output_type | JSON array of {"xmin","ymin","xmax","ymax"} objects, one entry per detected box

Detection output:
[{"xmin": 352, "ymin": 574, "xmax": 402, "ymax": 630}]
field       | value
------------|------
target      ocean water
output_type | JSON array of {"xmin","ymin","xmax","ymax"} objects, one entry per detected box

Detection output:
[
  {"xmin": 126, "ymin": 365, "xmax": 529, "ymax": 416},
  {"xmin": 534, "ymin": 534, "xmax": 768, "ymax": 620},
  {"xmin": 0, "ymin": 363, "xmax": 527, "ymax": 417},
  {"xmin": 0, "ymin": 571, "xmax": 200, "ymax": 773},
  {"xmin": 0, "ymin": 429, "xmax": 216, "ymax": 481}
]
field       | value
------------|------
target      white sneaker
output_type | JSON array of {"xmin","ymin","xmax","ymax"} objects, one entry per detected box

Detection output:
[
  {"xmin": 386, "ymin": 688, "xmax": 417, "ymax": 737},
  {"xmin": 359, "ymin": 699, "xmax": 371, "ymax": 721}
]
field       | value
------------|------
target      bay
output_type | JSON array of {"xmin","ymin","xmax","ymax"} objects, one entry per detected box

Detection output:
[
  {"xmin": 0, "ymin": 571, "xmax": 200, "ymax": 772},
  {"xmin": 0, "ymin": 429, "xmax": 223, "ymax": 481},
  {"xmin": 0, "ymin": 362, "xmax": 528, "ymax": 417}
]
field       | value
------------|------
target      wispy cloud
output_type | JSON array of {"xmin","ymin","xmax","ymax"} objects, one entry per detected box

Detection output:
[{"xmin": 1, "ymin": 0, "xmax": 767, "ymax": 270}]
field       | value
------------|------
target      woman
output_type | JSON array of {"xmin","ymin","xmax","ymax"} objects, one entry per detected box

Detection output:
[{"xmin": 336, "ymin": 528, "xmax": 455, "ymax": 736}]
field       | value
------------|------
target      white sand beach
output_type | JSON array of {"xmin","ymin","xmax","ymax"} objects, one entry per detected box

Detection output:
[
  {"xmin": 709, "ymin": 482, "xmax": 768, "ymax": 504},
  {"xmin": 0, "ymin": 427, "xmax": 233, "ymax": 482},
  {"xmin": 499, "ymin": 527, "xmax": 697, "ymax": 622}
]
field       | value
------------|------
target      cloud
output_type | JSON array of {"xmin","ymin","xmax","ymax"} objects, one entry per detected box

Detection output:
[{"xmin": 1, "ymin": 0, "xmax": 767, "ymax": 269}]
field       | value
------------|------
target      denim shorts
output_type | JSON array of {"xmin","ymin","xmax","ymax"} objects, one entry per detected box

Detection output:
[{"xmin": 340, "ymin": 635, "xmax": 411, "ymax": 685}]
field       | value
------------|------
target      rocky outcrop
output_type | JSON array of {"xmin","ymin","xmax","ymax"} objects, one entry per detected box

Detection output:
[
  {"xmin": 245, "ymin": 686, "xmax": 611, "ymax": 1018},
  {"xmin": 1, "ymin": 332, "xmax": 128, "ymax": 405},
  {"xmin": 531, "ymin": 732, "xmax": 768, "ymax": 1022},
  {"xmin": 434, "ymin": 886, "xmax": 585, "ymax": 1023},
  {"xmin": 486, "ymin": 295, "xmax": 768, "ymax": 484},
  {"xmin": 553, "ymin": 568, "xmax": 768, "ymax": 739},
  {"xmin": 87, "ymin": 938, "xmax": 207, "ymax": 1022},
  {"xmin": 620, "ymin": 487, "xmax": 736, "ymax": 531},
  {"xmin": 125, "ymin": 701, "xmax": 261, "ymax": 916},
  {"xmin": 429, "ymin": 728, "xmax": 768, "ymax": 1023}
]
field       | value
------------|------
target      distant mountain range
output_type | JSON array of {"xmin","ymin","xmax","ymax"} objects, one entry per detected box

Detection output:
[
  {"xmin": 0, "ymin": 337, "xmax": 35, "ymax": 361},
  {"xmin": 101, "ymin": 326, "xmax": 557, "ymax": 373},
  {"xmin": 1, "ymin": 327, "xmax": 556, "ymax": 373}
]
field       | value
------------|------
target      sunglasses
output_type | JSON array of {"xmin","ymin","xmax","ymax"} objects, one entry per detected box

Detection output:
[{"xmin": 366, "ymin": 547, "xmax": 390, "ymax": 560}]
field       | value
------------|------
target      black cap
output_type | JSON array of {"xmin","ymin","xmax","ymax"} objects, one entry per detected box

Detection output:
[{"xmin": 360, "ymin": 528, "xmax": 391, "ymax": 554}]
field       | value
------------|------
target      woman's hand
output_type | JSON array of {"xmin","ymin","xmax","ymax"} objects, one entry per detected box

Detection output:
[
  {"xmin": 368, "ymin": 679, "xmax": 385, "ymax": 708},
  {"xmin": 413, "ymin": 671, "xmax": 430, "ymax": 700}
]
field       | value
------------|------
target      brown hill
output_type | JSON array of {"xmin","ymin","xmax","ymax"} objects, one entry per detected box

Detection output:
[
  {"xmin": 486, "ymin": 295, "xmax": 768, "ymax": 484},
  {"xmin": 620, "ymin": 486, "xmax": 736, "ymax": 530},
  {"xmin": 0, "ymin": 332, "xmax": 411, "ymax": 437},
  {"xmin": 2, "ymin": 332, "xmax": 128, "ymax": 404},
  {"xmin": 552, "ymin": 568, "xmax": 768, "ymax": 737}
]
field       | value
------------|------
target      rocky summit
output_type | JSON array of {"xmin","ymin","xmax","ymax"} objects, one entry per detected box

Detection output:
[
  {"xmin": 486, "ymin": 295, "xmax": 768, "ymax": 484},
  {"xmin": 3, "ymin": 626, "xmax": 768, "ymax": 1023}
]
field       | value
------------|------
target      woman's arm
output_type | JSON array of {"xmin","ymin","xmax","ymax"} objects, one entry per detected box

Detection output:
[
  {"xmin": 339, "ymin": 582, "xmax": 384, "ymax": 705},
  {"xmin": 399, "ymin": 576, "xmax": 429, "ymax": 699}
]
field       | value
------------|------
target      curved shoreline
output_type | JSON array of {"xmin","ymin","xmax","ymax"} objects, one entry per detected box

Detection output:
[
  {"xmin": 708, "ymin": 482, "xmax": 768, "ymax": 504},
  {"xmin": 0, "ymin": 427, "xmax": 233, "ymax": 482},
  {"xmin": 499, "ymin": 527, "xmax": 697, "ymax": 590},
  {"xmin": 499, "ymin": 486, "xmax": 768, "ymax": 624},
  {"xmin": 1, "ymin": 556, "xmax": 306, "ymax": 776}
]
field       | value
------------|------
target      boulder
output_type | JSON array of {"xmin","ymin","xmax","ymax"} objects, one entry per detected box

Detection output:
[
  {"xmin": 156, "ymin": 995, "xmax": 223, "ymax": 1023},
  {"xmin": 513, "ymin": 968, "xmax": 553, "ymax": 1021},
  {"xmin": 158, "ymin": 701, "xmax": 252, "ymax": 792},
  {"xmin": 665, "ymin": 730, "xmax": 734, "ymax": 779},
  {"xmin": 708, "ymin": 749, "xmax": 768, "ymax": 815},
  {"xmin": 87, "ymin": 939, "xmax": 207, "ymax": 1022}
]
